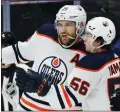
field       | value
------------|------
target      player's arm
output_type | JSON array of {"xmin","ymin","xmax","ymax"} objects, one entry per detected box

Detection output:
[
  {"xmin": 2, "ymin": 24, "xmax": 54, "ymax": 65},
  {"xmin": 2, "ymin": 31, "xmax": 40, "ymax": 65},
  {"xmin": 1, "ymin": 32, "xmax": 17, "ymax": 69}
]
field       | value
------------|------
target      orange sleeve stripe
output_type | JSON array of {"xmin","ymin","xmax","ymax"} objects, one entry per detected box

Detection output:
[
  {"xmin": 71, "ymin": 49, "xmax": 87, "ymax": 55},
  {"xmin": 21, "ymin": 97, "xmax": 50, "ymax": 111},
  {"xmin": 36, "ymin": 30, "xmax": 59, "ymax": 44},
  {"xmin": 19, "ymin": 61, "xmax": 25, "ymax": 64},
  {"xmin": 60, "ymin": 85, "xmax": 72, "ymax": 108},
  {"xmin": 75, "ymin": 58, "xmax": 120, "ymax": 72}
]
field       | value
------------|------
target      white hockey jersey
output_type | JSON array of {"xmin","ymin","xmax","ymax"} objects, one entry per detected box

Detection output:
[
  {"xmin": 2, "ymin": 24, "xmax": 87, "ymax": 110},
  {"xmin": 19, "ymin": 49, "xmax": 120, "ymax": 111}
]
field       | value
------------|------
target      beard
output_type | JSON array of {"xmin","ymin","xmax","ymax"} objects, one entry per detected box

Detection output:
[{"xmin": 59, "ymin": 34, "xmax": 76, "ymax": 46}]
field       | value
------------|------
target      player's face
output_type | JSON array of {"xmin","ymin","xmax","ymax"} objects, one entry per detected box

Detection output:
[
  {"xmin": 57, "ymin": 20, "xmax": 76, "ymax": 45},
  {"xmin": 83, "ymin": 32, "xmax": 94, "ymax": 52},
  {"xmin": 83, "ymin": 32, "xmax": 101, "ymax": 53}
]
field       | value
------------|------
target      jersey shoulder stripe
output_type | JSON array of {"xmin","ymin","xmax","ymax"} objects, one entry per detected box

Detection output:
[
  {"xmin": 12, "ymin": 44, "xmax": 19, "ymax": 63},
  {"xmin": 36, "ymin": 31, "xmax": 59, "ymax": 44},
  {"xmin": 12, "ymin": 43, "xmax": 30, "ymax": 64},
  {"xmin": 16, "ymin": 43, "xmax": 30, "ymax": 63},
  {"xmin": 76, "ymin": 50, "xmax": 119, "ymax": 71},
  {"xmin": 37, "ymin": 24, "xmax": 58, "ymax": 42}
]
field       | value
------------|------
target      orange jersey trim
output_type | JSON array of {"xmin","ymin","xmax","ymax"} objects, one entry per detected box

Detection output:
[
  {"xmin": 75, "ymin": 57, "xmax": 120, "ymax": 72},
  {"xmin": 60, "ymin": 85, "xmax": 72, "ymax": 108},
  {"xmin": 19, "ymin": 61, "xmax": 25, "ymax": 64},
  {"xmin": 21, "ymin": 97, "xmax": 50, "ymax": 111},
  {"xmin": 36, "ymin": 30, "xmax": 59, "ymax": 44},
  {"xmin": 71, "ymin": 49, "xmax": 87, "ymax": 55}
]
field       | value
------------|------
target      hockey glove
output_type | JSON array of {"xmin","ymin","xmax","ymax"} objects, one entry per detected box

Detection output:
[
  {"xmin": 24, "ymin": 69, "xmax": 51, "ymax": 96},
  {"xmin": 15, "ymin": 67, "xmax": 30, "ymax": 90},
  {"xmin": 15, "ymin": 67, "xmax": 51, "ymax": 96},
  {"xmin": 2, "ymin": 64, "xmax": 16, "ymax": 78},
  {"xmin": 110, "ymin": 88, "xmax": 120, "ymax": 111}
]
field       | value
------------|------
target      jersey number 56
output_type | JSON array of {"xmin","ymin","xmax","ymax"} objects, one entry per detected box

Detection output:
[{"xmin": 70, "ymin": 77, "xmax": 90, "ymax": 95}]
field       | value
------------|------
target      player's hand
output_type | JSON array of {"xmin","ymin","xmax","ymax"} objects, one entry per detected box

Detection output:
[
  {"xmin": 110, "ymin": 88, "xmax": 120, "ymax": 111},
  {"xmin": 15, "ymin": 67, "xmax": 30, "ymax": 90},
  {"xmin": 24, "ymin": 69, "xmax": 51, "ymax": 96},
  {"xmin": 15, "ymin": 67, "xmax": 51, "ymax": 96},
  {"xmin": 2, "ymin": 64, "xmax": 16, "ymax": 78}
]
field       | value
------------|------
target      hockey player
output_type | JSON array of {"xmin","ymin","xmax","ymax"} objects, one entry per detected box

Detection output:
[
  {"xmin": 1, "ymin": 32, "xmax": 34, "ymax": 111},
  {"xmin": 1, "ymin": 32, "xmax": 19, "ymax": 111},
  {"xmin": 2, "ymin": 5, "xmax": 87, "ymax": 110},
  {"xmin": 16, "ymin": 17, "xmax": 120, "ymax": 111}
]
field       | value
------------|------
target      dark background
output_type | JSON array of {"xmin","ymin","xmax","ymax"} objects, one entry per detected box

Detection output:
[
  {"xmin": 1, "ymin": 0, "xmax": 120, "ymax": 42},
  {"xmin": 1, "ymin": 1, "xmax": 73, "ymax": 41}
]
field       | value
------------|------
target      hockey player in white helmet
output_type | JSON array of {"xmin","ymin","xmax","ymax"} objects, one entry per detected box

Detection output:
[
  {"xmin": 2, "ymin": 5, "xmax": 87, "ymax": 111},
  {"xmin": 16, "ymin": 17, "xmax": 120, "ymax": 111},
  {"xmin": 55, "ymin": 5, "xmax": 86, "ymax": 48},
  {"xmin": 83, "ymin": 17, "xmax": 116, "ymax": 52}
]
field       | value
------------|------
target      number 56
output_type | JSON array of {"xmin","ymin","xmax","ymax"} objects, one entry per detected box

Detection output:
[{"xmin": 70, "ymin": 77, "xmax": 90, "ymax": 95}]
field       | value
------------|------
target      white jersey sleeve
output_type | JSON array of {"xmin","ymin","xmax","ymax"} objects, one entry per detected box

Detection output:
[
  {"xmin": 2, "ymin": 31, "xmax": 41, "ymax": 64},
  {"xmin": 19, "ymin": 85, "xmax": 82, "ymax": 111},
  {"xmin": 2, "ymin": 46, "xmax": 18, "ymax": 64}
]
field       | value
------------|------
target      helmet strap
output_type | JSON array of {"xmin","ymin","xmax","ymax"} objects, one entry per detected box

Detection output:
[{"xmin": 90, "ymin": 39, "xmax": 106, "ymax": 52}]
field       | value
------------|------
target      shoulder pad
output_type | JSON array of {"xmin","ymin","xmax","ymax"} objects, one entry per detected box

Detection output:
[
  {"xmin": 37, "ymin": 24, "xmax": 58, "ymax": 41},
  {"xmin": 76, "ymin": 51, "xmax": 115, "ymax": 70}
]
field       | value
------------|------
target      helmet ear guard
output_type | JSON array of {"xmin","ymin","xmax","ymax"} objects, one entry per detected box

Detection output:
[{"xmin": 54, "ymin": 5, "xmax": 87, "ymax": 48}]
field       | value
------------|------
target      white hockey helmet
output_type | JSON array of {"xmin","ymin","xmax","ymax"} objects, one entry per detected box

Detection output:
[
  {"xmin": 86, "ymin": 17, "xmax": 116, "ymax": 48},
  {"xmin": 55, "ymin": 5, "xmax": 87, "ymax": 48}
]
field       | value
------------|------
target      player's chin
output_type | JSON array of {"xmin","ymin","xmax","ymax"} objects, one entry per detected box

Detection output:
[
  {"xmin": 61, "ymin": 39, "xmax": 69, "ymax": 44},
  {"xmin": 85, "ymin": 47, "xmax": 90, "ymax": 52},
  {"xmin": 62, "ymin": 41, "xmax": 69, "ymax": 45}
]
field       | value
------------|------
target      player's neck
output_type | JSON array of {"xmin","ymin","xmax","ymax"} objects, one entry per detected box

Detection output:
[{"xmin": 76, "ymin": 38, "xmax": 82, "ymax": 44}]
